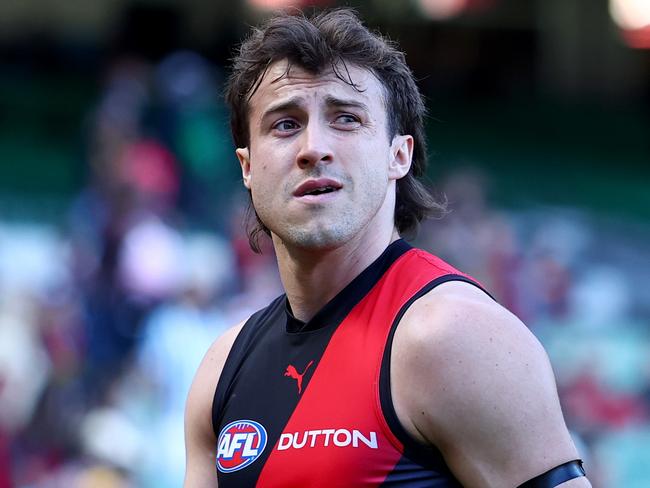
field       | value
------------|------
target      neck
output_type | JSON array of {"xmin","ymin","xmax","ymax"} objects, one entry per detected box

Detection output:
[{"xmin": 273, "ymin": 229, "xmax": 400, "ymax": 323}]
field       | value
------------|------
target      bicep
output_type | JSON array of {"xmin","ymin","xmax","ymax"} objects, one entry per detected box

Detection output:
[
  {"xmin": 395, "ymin": 287, "xmax": 586, "ymax": 488},
  {"xmin": 440, "ymin": 343, "xmax": 577, "ymax": 486}
]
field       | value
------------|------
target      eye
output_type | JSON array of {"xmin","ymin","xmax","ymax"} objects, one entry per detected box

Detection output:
[
  {"xmin": 336, "ymin": 114, "xmax": 358, "ymax": 123},
  {"xmin": 332, "ymin": 113, "xmax": 361, "ymax": 128},
  {"xmin": 272, "ymin": 119, "xmax": 300, "ymax": 133}
]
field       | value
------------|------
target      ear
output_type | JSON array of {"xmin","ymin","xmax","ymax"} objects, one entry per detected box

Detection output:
[
  {"xmin": 388, "ymin": 134, "xmax": 413, "ymax": 181},
  {"xmin": 236, "ymin": 147, "xmax": 251, "ymax": 189}
]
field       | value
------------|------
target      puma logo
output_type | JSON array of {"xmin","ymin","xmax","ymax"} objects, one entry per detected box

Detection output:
[{"xmin": 284, "ymin": 360, "xmax": 314, "ymax": 394}]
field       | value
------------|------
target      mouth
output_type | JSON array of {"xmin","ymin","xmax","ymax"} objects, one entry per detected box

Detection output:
[{"xmin": 293, "ymin": 179, "xmax": 343, "ymax": 198}]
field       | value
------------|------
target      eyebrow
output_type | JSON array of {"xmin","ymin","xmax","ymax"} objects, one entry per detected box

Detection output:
[
  {"xmin": 260, "ymin": 95, "xmax": 370, "ymax": 122},
  {"xmin": 261, "ymin": 97, "xmax": 304, "ymax": 121},
  {"xmin": 323, "ymin": 95, "xmax": 369, "ymax": 113}
]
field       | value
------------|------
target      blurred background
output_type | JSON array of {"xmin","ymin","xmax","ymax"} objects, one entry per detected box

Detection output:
[{"xmin": 0, "ymin": 0, "xmax": 648, "ymax": 486}]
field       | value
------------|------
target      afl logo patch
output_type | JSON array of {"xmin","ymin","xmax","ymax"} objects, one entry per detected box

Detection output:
[{"xmin": 216, "ymin": 420, "xmax": 267, "ymax": 473}]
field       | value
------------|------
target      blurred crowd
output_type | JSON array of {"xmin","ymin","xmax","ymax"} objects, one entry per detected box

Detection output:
[{"xmin": 0, "ymin": 51, "xmax": 648, "ymax": 488}]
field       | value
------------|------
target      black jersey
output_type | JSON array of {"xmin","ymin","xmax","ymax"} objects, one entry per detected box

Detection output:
[{"xmin": 212, "ymin": 240, "xmax": 487, "ymax": 487}]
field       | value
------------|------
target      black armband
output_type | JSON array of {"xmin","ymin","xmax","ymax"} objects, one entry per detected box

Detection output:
[{"xmin": 517, "ymin": 460, "xmax": 586, "ymax": 488}]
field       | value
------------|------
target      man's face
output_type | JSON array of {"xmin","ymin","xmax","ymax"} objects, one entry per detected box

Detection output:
[{"xmin": 237, "ymin": 60, "xmax": 413, "ymax": 250}]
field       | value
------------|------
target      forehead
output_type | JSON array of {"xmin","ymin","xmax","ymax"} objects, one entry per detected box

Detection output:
[{"xmin": 247, "ymin": 60, "xmax": 387, "ymax": 116}]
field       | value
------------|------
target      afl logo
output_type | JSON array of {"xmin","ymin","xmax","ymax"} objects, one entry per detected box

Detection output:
[{"xmin": 216, "ymin": 420, "xmax": 267, "ymax": 473}]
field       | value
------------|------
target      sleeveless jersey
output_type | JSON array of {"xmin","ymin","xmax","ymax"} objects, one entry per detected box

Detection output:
[{"xmin": 212, "ymin": 239, "xmax": 488, "ymax": 487}]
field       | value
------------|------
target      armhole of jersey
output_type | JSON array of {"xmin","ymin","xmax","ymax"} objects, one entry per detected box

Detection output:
[
  {"xmin": 211, "ymin": 296, "xmax": 285, "ymax": 436},
  {"xmin": 379, "ymin": 274, "xmax": 495, "ymax": 471}
]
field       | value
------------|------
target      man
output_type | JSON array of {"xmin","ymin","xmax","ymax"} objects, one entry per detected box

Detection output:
[{"xmin": 185, "ymin": 9, "xmax": 590, "ymax": 487}]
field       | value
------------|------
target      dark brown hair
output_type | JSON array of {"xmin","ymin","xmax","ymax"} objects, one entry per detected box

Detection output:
[{"xmin": 225, "ymin": 8, "xmax": 444, "ymax": 252}]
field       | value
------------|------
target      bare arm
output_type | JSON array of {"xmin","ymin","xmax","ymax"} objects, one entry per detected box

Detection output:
[
  {"xmin": 391, "ymin": 281, "xmax": 591, "ymax": 488},
  {"xmin": 184, "ymin": 322, "xmax": 245, "ymax": 488}
]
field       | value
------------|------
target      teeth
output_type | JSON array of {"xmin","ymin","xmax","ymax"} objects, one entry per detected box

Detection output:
[{"xmin": 305, "ymin": 186, "xmax": 334, "ymax": 196}]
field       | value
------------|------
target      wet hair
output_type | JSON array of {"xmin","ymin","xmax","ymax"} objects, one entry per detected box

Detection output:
[{"xmin": 225, "ymin": 8, "xmax": 444, "ymax": 252}]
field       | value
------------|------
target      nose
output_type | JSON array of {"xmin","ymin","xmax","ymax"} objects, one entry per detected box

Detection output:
[{"xmin": 295, "ymin": 121, "xmax": 333, "ymax": 168}]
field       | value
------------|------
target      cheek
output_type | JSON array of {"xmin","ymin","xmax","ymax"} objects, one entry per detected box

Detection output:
[
  {"xmin": 248, "ymin": 157, "xmax": 285, "ymax": 204},
  {"xmin": 250, "ymin": 144, "xmax": 291, "ymax": 175},
  {"xmin": 250, "ymin": 144, "xmax": 297, "ymax": 186},
  {"xmin": 357, "ymin": 149, "xmax": 390, "ymax": 182},
  {"xmin": 248, "ymin": 153, "xmax": 269, "ymax": 187}
]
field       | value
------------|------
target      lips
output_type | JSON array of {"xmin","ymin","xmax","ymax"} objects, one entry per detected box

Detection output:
[{"xmin": 293, "ymin": 178, "xmax": 343, "ymax": 197}]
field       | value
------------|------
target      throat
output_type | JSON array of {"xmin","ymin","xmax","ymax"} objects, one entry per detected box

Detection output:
[
  {"xmin": 274, "ymin": 231, "xmax": 401, "ymax": 323},
  {"xmin": 279, "ymin": 248, "xmax": 368, "ymax": 322}
]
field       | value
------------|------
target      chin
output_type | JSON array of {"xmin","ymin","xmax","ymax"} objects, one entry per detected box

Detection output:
[{"xmin": 277, "ymin": 223, "xmax": 357, "ymax": 251}]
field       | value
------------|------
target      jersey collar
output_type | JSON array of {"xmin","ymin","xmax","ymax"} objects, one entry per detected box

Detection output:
[{"xmin": 285, "ymin": 239, "xmax": 412, "ymax": 334}]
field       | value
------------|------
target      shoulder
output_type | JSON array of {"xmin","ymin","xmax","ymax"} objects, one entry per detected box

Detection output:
[
  {"xmin": 391, "ymin": 280, "xmax": 548, "ymax": 442},
  {"xmin": 186, "ymin": 321, "xmax": 246, "ymax": 436},
  {"xmin": 391, "ymin": 280, "xmax": 583, "ymax": 487},
  {"xmin": 395, "ymin": 280, "xmax": 544, "ymax": 375},
  {"xmin": 184, "ymin": 321, "xmax": 246, "ymax": 486}
]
